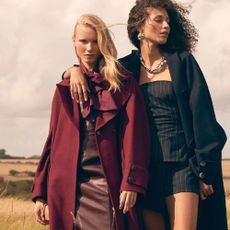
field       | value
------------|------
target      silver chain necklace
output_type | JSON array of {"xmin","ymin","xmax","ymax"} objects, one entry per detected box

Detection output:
[{"xmin": 139, "ymin": 55, "xmax": 167, "ymax": 76}]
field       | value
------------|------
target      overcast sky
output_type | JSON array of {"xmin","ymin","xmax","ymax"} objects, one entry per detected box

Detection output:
[{"xmin": 0, "ymin": 0, "xmax": 230, "ymax": 158}]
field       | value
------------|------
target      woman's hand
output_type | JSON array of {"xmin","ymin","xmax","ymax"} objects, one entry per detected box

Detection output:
[
  {"xmin": 34, "ymin": 200, "xmax": 49, "ymax": 225},
  {"xmin": 119, "ymin": 191, "xmax": 137, "ymax": 214},
  {"xmin": 199, "ymin": 180, "xmax": 214, "ymax": 200},
  {"xmin": 66, "ymin": 67, "xmax": 90, "ymax": 103}
]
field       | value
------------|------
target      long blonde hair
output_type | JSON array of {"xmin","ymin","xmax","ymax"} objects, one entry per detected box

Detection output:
[{"xmin": 73, "ymin": 14, "xmax": 122, "ymax": 91}]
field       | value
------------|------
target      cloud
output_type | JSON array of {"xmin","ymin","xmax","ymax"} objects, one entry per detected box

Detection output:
[
  {"xmin": 0, "ymin": 0, "xmax": 229, "ymax": 158},
  {"xmin": 191, "ymin": 0, "xmax": 230, "ymax": 109}
]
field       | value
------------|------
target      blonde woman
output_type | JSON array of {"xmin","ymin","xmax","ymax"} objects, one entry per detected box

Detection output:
[{"xmin": 32, "ymin": 14, "xmax": 150, "ymax": 230}]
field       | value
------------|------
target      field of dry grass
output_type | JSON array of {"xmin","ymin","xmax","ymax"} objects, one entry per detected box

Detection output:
[
  {"xmin": 0, "ymin": 160, "xmax": 37, "ymax": 181},
  {"xmin": 223, "ymin": 160, "xmax": 230, "ymax": 192},
  {"xmin": 0, "ymin": 198, "xmax": 49, "ymax": 230},
  {"xmin": 0, "ymin": 159, "xmax": 229, "ymax": 229},
  {"xmin": 0, "ymin": 159, "xmax": 46, "ymax": 229}
]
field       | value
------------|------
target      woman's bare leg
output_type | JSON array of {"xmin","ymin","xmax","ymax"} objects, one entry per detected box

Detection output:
[
  {"xmin": 165, "ymin": 192, "xmax": 199, "ymax": 230},
  {"xmin": 143, "ymin": 209, "xmax": 166, "ymax": 230}
]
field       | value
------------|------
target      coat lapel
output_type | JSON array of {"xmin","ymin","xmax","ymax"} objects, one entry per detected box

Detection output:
[
  {"xmin": 124, "ymin": 50, "xmax": 188, "ymax": 94},
  {"xmin": 56, "ymin": 80, "xmax": 80, "ymax": 128},
  {"xmin": 165, "ymin": 52, "xmax": 188, "ymax": 94},
  {"xmin": 95, "ymin": 111, "xmax": 117, "ymax": 131},
  {"xmin": 165, "ymin": 52, "xmax": 195, "ymax": 148},
  {"xmin": 129, "ymin": 50, "xmax": 141, "ymax": 82}
]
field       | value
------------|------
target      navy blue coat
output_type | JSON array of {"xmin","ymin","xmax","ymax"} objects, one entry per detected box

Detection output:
[{"xmin": 119, "ymin": 50, "xmax": 228, "ymax": 230}]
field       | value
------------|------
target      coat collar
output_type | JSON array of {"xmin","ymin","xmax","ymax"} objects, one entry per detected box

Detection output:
[
  {"xmin": 56, "ymin": 79, "xmax": 80, "ymax": 128},
  {"xmin": 127, "ymin": 50, "xmax": 187, "ymax": 94},
  {"xmin": 164, "ymin": 52, "xmax": 188, "ymax": 94},
  {"xmin": 128, "ymin": 50, "xmax": 141, "ymax": 82},
  {"xmin": 56, "ymin": 78, "xmax": 131, "ymax": 131}
]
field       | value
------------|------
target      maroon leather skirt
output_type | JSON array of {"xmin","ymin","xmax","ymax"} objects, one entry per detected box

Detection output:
[{"xmin": 75, "ymin": 119, "xmax": 116, "ymax": 230}]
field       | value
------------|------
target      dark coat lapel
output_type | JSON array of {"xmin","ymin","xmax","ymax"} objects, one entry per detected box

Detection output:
[
  {"xmin": 165, "ymin": 52, "xmax": 188, "ymax": 94},
  {"xmin": 165, "ymin": 52, "xmax": 194, "ymax": 149}
]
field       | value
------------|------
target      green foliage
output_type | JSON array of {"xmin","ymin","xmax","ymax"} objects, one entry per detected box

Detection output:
[
  {"xmin": 0, "ymin": 148, "xmax": 27, "ymax": 159},
  {"xmin": 9, "ymin": 170, "xmax": 35, "ymax": 177},
  {"xmin": 25, "ymin": 171, "xmax": 35, "ymax": 177},
  {"xmin": 9, "ymin": 169, "xmax": 19, "ymax": 176},
  {"xmin": 0, "ymin": 179, "xmax": 33, "ymax": 200},
  {"xmin": 27, "ymin": 155, "xmax": 40, "ymax": 159},
  {"xmin": 0, "ymin": 149, "xmax": 7, "ymax": 158},
  {"xmin": 0, "ymin": 176, "xmax": 4, "ymax": 183}
]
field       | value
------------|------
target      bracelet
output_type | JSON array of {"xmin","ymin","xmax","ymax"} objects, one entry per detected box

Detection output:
[{"xmin": 73, "ymin": 64, "xmax": 80, "ymax": 67}]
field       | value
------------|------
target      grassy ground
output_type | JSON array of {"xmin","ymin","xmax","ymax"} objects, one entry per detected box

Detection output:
[
  {"xmin": 0, "ymin": 196, "xmax": 229, "ymax": 230},
  {"xmin": 0, "ymin": 198, "xmax": 49, "ymax": 230},
  {"xmin": 0, "ymin": 160, "xmax": 37, "ymax": 181},
  {"xmin": 0, "ymin": 159, "xmax": 230, "ymax": 229},
  {"xmin": 227, "ymin": 194, "xmax": 230, "ymax": 229}
]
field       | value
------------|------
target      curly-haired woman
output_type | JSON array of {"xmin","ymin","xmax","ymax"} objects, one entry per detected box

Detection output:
[{"xmin": 62, "ymin": 1, "xmax": 227, "ymax": 229}]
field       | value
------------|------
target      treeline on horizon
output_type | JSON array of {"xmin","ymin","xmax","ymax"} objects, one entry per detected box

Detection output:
[
  {"xmin": 0, "ymin": 149, "xmax": 39, "ymax": 160},
  {"xmin": 0, "ymin": 148, "xmax": 229, "ymax": 160}
]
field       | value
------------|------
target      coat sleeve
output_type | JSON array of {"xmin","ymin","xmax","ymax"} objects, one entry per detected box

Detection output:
[
  {"xmin": 183, "ymin": 52, "xmax": 227, "ymax": 185},
  {"xmin": 120, "ymin": 78, "xmax": 151, "ymax": 194},
  {"xmin": 31, "ymin": 88, "xmax": 60, "ymax": 202}
]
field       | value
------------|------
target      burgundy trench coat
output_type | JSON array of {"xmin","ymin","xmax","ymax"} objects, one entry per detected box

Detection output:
[{"xmin": 32, "ymin": 73, "xmax": 150, "ymax": 230}]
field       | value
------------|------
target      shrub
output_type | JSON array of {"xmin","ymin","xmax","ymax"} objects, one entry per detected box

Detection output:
[
  {"xmin": 25, "ymin": 171, "xmax": 35, "ymax": 177},
  {"xmin": 0, "ymin": 180, "xmax": 33, "ymax": 200},
  {"xmin": 0, "ymin": 176, "xmax": 4, "ymax": 183},
  {"xmin": 9, "ymin": 169, "xmax": 19, "ymax": 176},
  {"xmin": 8, "ymin": 170, "xmax": 35, "ymax": 177}
]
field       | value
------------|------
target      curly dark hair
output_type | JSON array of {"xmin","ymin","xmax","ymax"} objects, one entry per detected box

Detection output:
[{"xmin": 127, "ymin": 0, "xmax": 199, "ymax": 52}]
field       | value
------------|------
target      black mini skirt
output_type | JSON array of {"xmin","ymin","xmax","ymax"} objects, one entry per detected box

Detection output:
[{"xmin": 144, "ymin": 161, "xmax": 199, "ymax": 213}]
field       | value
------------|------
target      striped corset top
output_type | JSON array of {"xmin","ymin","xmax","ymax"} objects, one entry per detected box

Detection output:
[{"xmin": 140, "ymin": 81, "xmax": 188, "ymax": 162}]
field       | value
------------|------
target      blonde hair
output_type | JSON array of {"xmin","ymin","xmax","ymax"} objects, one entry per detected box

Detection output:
[{"xmin": 73, "ymin": 14, "xmax": 123, "ymax": 91}]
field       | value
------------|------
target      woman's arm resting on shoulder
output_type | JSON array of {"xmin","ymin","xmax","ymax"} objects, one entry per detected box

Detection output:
[{"xmin": 62, "ymin": 66, "xmax": 90, "ymax": 103}]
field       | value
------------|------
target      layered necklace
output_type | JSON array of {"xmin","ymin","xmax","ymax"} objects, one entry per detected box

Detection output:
[{"xmin": 140, "ymin": 55, "xmax": 167, "ymax": 77}]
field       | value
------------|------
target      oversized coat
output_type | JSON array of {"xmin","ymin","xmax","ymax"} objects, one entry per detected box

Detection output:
[
  {"xmin": 32, "ymin": 73, "xmax": 151, "ymax": 230},
  {"xmin": 119, "ymin": 50, "xmax": 228, "ymax": 230}
]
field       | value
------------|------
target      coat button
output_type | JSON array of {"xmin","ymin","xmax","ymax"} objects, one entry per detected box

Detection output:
[
  {"xmin": 96, "ymin": 130, "xmax": 102, "ymax": 136},
  {"xmin": 131, "ymin": 165, "xmax": 137, "ymax": 172},
  {"xmin": 128, "ymin": 176, "xmax": 135, "ymax": 184},
  {"xmin": 200, "ymin": 161, "xmax": 206, "ymax": 167},
  {"xmin": 199, "ymin": 172, "xmax": 205, "ymax": 179}
]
